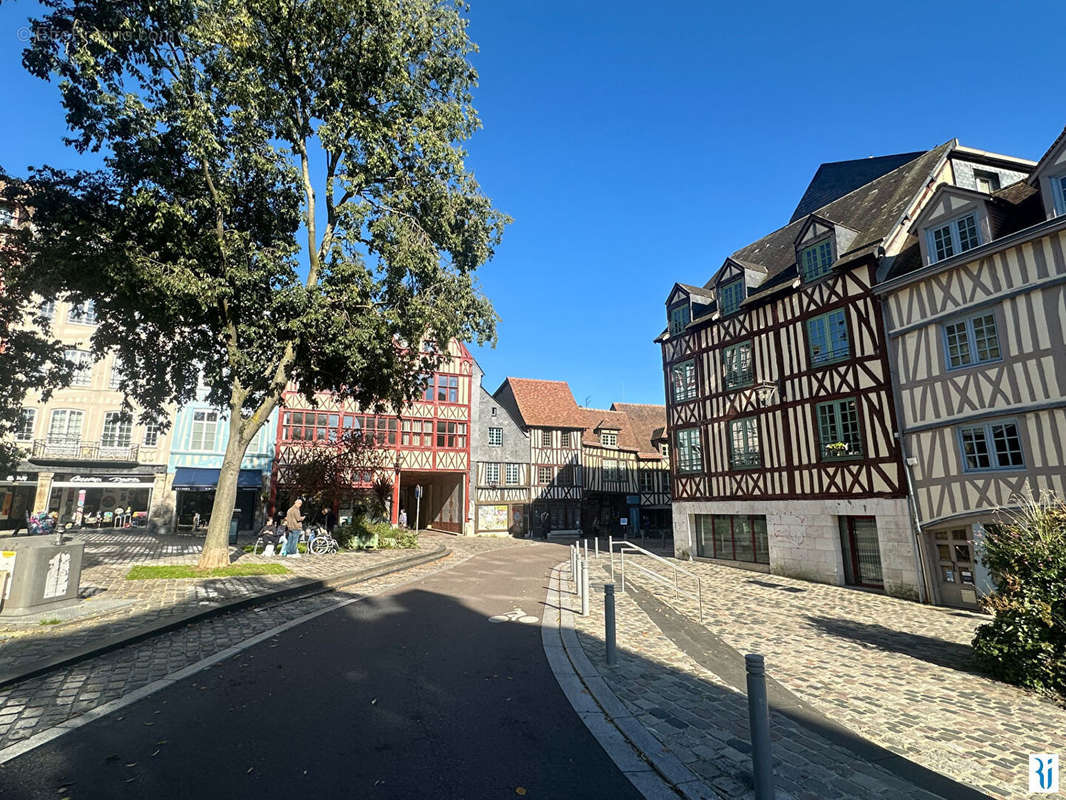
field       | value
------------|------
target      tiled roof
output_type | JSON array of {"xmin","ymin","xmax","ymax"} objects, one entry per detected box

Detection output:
[
  {"xmin": 790, "ymin": 152, "xmax": 926, "ymax": 223},
  {"xmin": 578, "ymin": 408, "xmax": 639, "ymax": 451},
  {"xmin": 611, "ymin": 403, "xmax": 668, "ymax": 458},
  {"xmin": 503, "ymin": 377, "xmax": 582, "ymax": 428}
]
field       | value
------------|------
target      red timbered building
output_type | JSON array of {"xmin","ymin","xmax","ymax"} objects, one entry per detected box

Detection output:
[
  {"xmin": 273, "ymin": 340, "xmax": 476, "ymax": 533},
  {"xmin": 658, "ymin": 142, "xmax": 1032, "ymax": 599}
]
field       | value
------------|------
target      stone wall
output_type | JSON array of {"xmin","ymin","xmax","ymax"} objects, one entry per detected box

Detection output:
[{"xmin": 672, "ymin": 497, "xmax": 920, "ymax": 600}]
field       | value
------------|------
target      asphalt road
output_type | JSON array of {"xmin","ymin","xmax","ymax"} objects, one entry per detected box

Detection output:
[{"xmin": 1, "ymin": 542, "xmax": 644, "ymax": 800}]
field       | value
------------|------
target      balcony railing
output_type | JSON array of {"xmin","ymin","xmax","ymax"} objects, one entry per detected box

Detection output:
[
  {"xmin": 810, "ymin": 345, "xmax": 851, "ymax": 367},
  {"xmin": 724, "ymin": 369, "xmax": 754, "ymax": 390},
  {"xmin": 820, "ymin": 442, "xmax": 863, "ymax": 460},
  {"xmin": 30, "ymin": 439, "xmax": 140, "ymax": 464},
  {"xmin": 729, "ymin": 451, "xmax": 762, "ymax": 469}
]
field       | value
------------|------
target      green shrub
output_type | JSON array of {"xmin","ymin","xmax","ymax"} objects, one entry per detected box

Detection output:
[
  {"xmin": 971, "ymin": 486, "xmax": 1066, "ymax": 698},
  {"xmin": 333, "ymin": 515, "xmax": 394, "ymax": 550}
]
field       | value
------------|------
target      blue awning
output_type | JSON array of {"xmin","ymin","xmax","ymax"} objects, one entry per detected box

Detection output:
[{"xmin": 173, "ymin": 468, "xmax": 263, "ymax": 490}]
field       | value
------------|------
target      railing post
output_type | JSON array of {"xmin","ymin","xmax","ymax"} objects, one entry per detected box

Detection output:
[
  {"xmin": 580, "ymin": 554, "xmax": 589, "ymax": 617},
  {"xmin": 604, "ymin": 583, "xmax": 617, "ymax": 666},
  {"xmin": 620, "ymin": 548, "xmax": 625, "ymax": 593},
  {"xmin": 608, "ymin": 535, "xmax": 614, "ymax": 574},
  {"xmin": 745, "ymin": 654, "xmax": 775, "ymax": 800},
  {"xmin": 594, "ymin": 536, "xmax": 599, "ymax": 560},
  {"xmin": 583, "ymin": 538, "xmax": 588, "ymax": 564}
]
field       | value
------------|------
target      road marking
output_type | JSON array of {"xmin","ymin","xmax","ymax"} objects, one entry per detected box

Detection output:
[{"xmin": 488, "ymin": 607, "xmax": 540, "ymax": 624}]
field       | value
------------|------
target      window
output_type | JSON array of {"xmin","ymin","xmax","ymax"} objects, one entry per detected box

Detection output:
[
  {"xmin": 436, "ymin": 421, "xmax": 467, "ymax": 449},
  {"xmin": 600, "ymin": 430, "xmax": 618, "ymax": 448},
  {"xmin": 39, "ymin": 300, "xmax": 55, "ymax": 320},
  {"xmin": 671, "ymin": 359, "xmax": 697, "ymax": 402},
  {"xmin": 537, "ymin": 465, "xmax": 554, "ymax": 485},
  {"xmin": 490, "ymin": 407, "xmax": 497, "ymax": 417},
  {"xmin": 0, "ymin": 205, "xmax": 14, "ymax": 227},
  {"xmin": 16, "ymin": 408, "xmax": 35, "ymax": 441},
  {"xmin": 659, "ymin": 442, "xmax": 669, "ymax": 458},
  {"xmin": 485, "ymin": 463, "xmax": 500, "ymax": 484},
  {"xmin": 943, "ymin": 312, "xmax": 1001, "ymax": 369},
  {"xmin": 722, "ymin": 342, "xmax": 753, "ymax": 389},
  {"xmin": 109, "ymin": 357, "xmax": 124, "ymax": 390},
  {"xmin": 603, "ymin": 459, "xmax": 624, "ymax": 482},
  {"xmin": 718, "ymin": 279, "xmax": 744, "ymax": 316},
  {"xmin": 560, "ymin": 431, "xmax": 571, "ymax": 448},
  {"xmin": 401, "ymin": 419, "xmax": 434, "ymax": 447},
  {"xmin": 190, "ymin": 410, "xmax": 219, "ymax": 451},
  {"xmin": 974, "ymin": 170, "xmax": 1000, "ymax": 194},
  {"xmin": 487, "ymin": 427, "xmax": 503, "ymax": 447},
  {"xmin": 668, "ymin": 304, "xmax": 690, "ymax": 335},
  {"xmin": 928, "ymin": 213, "xmax": 981, "ymax": 263},
  {"xmin": 639, "ymin": 470, "xmax": 655, "ymax": 491},
  {"xmin": 540, "ymin": 429, "xmax": 552, "ymax": 447},
  {"xmin": 816, "ymin": 398, "xmax": 862, "ymax": 459},
  {"xmin": 1056, "ymin": 176, "xmax": 1066, "ymax": 216},
  {"xmin": 101, "ymin": 412, "xmax": 132, "ymax": 448},
  {"xmin": 959, "ymin": 421, "xmax": 1024, "ymax": 471},
  {"xmin": 807, "ymin": 309, "xmax": 850, "ymax": 367},
  {"xmin": 421, "ymin": 375, "xmax": 434, "ymax": 402},
  {"xmin": 436, "ymin": 375, "xmax": 459, "ymax": 403},
  {"xmin": 505, "ymin": 463, "xmax": 520, "ymax": 485},
  {"xmin": 676, "ymin": 428, "xmax": 702, "ymax": 473},
  {"xmin": 68, "ymin": 301, "xmax": 97, "ymax": 324},
  {"xmin": 65, "ymin": 349, "xmax": 94, "ymax": 386},
  {"xmin": 799, "ymin": 238, "xmax": 834, "ymax": 282},
  {"xmin": 143, "ymin": 422, "xmax": 161, "ymax": 447},
  {"xmin": 47, "ymin": 409, "xmax": 84, "ymax": 443},
  {"xmin": 729, "ymin": 417, "xmax": 761, "ymax": 469},
  {"xmin": 693, "ymin": 514, "xmax": 769, "ymax": 564}
]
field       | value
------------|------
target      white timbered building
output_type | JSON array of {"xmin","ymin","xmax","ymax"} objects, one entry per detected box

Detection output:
[
  {"xmin": 659, "ymin": 142, "xmax": 1033, "ymax": 600},
  {"xmin": 876, "ymin": 127, "xmax": 1065, "ymax": 609}
]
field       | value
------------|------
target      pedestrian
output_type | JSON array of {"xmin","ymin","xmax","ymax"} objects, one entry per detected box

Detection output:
[
  {"xmin": 541, "ymin": 511, "xmax": 552, "ymax": 538},
  {"xmin": 282, "ymin": 498, "xmax": 305, "ymax": 558},
  {"xmin": 323, "ymin": 506, "xmax": 337, "ymax": 533},
  {"xmin": 399, "ymin": 508, "xmax": 408, "ymax": 529}
]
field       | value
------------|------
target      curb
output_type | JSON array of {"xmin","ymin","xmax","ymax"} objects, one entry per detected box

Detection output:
[
  {"xmin": 0, "ymin": 543, "xmax": 449, "ymax": 689},
  {"xmin": 542, "ymin": 561, "xmax": 717, "ymax": 800}
]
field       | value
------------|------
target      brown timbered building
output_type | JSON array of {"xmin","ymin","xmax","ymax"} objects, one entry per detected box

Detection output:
[{"xmin": 659, "ymin": 142, "xmax": 1032, "ymax": 599}]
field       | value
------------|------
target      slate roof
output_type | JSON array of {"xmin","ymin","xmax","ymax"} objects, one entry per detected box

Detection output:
[
  {"xmin": 790, "ymin": 152, "xmax": 926, "ymax": 223},
  {"xmin": 502, "ymin": 378, "xmax": 583, "ymax": 428},
  {"xmin": 708, "ymin": 142, "xmax": 955, "ymax": 292},
  {"xmin": 610, "ymin": 403, "xmax": 668, "ymax": 458}
]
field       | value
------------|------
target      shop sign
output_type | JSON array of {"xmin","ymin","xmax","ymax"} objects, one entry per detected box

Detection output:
[
  {"xmin": 54, "ymin": 473, "xmax": 156, "ymax": 485},
  {"xmin": 1, "ymin": 474, "xmax": 33, "ymax": 484},
  {"xmin": 478, "ymin": 504, "xmax": 508, "ymax": 531}
]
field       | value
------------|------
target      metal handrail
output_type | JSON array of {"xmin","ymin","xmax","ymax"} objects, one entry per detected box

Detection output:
[{"xmin": 605, "ymin": 536, "xmax": 704, "ymax": 623}]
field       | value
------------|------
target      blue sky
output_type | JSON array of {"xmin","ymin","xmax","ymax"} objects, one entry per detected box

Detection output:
[{"xmin": 2, "ymin": 0, "xmax": 1063, "ymax": 407}]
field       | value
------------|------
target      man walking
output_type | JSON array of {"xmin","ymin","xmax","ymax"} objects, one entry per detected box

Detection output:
[{"xmin": 283, "ymin": 498, "xmax": 305, "ymax": 558}]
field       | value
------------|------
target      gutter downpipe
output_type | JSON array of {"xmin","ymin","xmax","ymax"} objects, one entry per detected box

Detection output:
[{"xmin": 898, "ymin": 434, "xmax": 932, "ymax": 605}]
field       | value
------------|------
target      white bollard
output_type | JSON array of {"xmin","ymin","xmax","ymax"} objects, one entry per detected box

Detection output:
[{"xmin": 580, "ymin": 554, "xmax": 590, "ymax": 616}]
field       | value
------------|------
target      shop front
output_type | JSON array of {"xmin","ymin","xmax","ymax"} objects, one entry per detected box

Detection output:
[
  {"xmin": 172, "ymin": 467, "xmax": 264, "ymax": 532},
  {"xmin": 0, "ymin": 472, "xmax": 39, "ymax": 532},
  {"xmin": 48, "ymin": 472, "xmax": 158, "ymax": 528}
]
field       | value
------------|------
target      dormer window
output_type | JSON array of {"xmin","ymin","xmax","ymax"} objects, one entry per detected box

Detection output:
[
  {"xmin": 799, "ymin": 238, "xmax": 833, "ymax": 282},
  {"xmin": 668, "ymin": 304, "xmax": 690, "ymax": 335},
  {"xmin": 974, "ymin": 170, "xmax": 1000, "ymax": 194},
  {"xmin": 600, "ymin": 430, "xmax": 618, "ymax": 447},
  {"xmin": 928, "ymin": 213, "xmax": 980, "ymax": 263},
  {"xmin": 718, "ymin": 279, "xmax": 744, "ymax": 316},
  {"xmin": 1054, "ymin": 175, "xmax": 1066, "ymax": 217}
]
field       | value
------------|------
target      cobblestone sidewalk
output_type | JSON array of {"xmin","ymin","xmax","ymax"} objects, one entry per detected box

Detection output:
[
  {"xmin": 0, "ymin": 532, "xmax": 529, "ymax": 752},
  {"xmin": 593, "ymin": 551, "xmax": 1066, "ymax": 800}
]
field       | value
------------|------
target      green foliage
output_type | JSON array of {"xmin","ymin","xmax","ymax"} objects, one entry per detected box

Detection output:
[
  {"xmin": 126, "ymin": 563, "xmax": 290, "ymax": 579},
  {"xmin": 14, "ymin": 0, "xmax": 507, "ymax": 564},
  {"xmin": 971, "ymin": 486, "xmax": 1066, "ymax": 698},
  {"xmin": 333, "ymin": 514, "xmax": 393, "ymax": 550}
]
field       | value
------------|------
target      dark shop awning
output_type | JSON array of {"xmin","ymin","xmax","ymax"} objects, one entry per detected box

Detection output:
[{"xmin": 172, "ymin": 468, "xmax": 263, "ymax": 490}]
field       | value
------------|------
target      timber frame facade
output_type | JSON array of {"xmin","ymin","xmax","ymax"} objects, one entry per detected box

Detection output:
[{"xmin": 660, "ymin": 139, "xmax": 1037, "ymax": 601}]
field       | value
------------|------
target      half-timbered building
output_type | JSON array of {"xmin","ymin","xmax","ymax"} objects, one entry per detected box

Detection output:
[
  {"xmin": 876, "ymin": 128, "xmax": 1065, "ymax": 609},
  {"xmin": 470, "ymin": 385, "xmax": 531, "ymax": 536},
  {"xmin": 493, "ymin": 378, "xmax": 584, "ymax": 535},
  {"xmin": 659, "ymin": 142, "xmax": 1033, "ymax": 600},
  {"xmin": 611, "ymin": 403, "xmax": 672, "ymax": 532},
  {"xmin": 273, "ymin": 340, "xmax": 476, "ymax": 533}
]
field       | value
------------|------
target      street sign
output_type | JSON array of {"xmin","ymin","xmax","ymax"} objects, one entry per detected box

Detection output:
[
  {"xmin": 619, "ymin": 517, "xmax": 628, "ymax": 526},
  {"xmin": 414, "ymin": 484, "xmax": 423, "ymax": 499}
]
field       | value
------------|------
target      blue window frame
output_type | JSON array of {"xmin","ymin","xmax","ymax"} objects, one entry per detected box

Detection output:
[
  {"xmin": 943, "ymin": 311, "xmax": 1001, "ymax": 369},
  {"xmin": 669, "ymin": 304, "xmax": 690, "ymax": 335},
  {"xmin": 1055, "ymin": 175, "xmax": 1066, "ymax": 216},
  {"xmin": 723, "ymin": 341, "xmax": 753, "ymax": 389},
  {"xmin": 807, "ymin": 309, "xmax": 850, "ymax": 367},
  {"xmin": 718, "ymin": 279, "xmax": 744, "ymax": 316},
  {"xmin": 676, "ymin": 428, "xmax": 703, "ymax": 473},
  {"xmin": 927, "ymin": 213, "xmax": 981, "ymax": 263},
  {"xmin": 816, "ymin": 398, "xmax": 862, "ymax": 460},
  {"xmin": 958, "ymin": 420, "xmax": 1024, "ymax": 471},
  {"xmin": 799, "ymin": 238, "xmax": 833, "ymax": 282}
]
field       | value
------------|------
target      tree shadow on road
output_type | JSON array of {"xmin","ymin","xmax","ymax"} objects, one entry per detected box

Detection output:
[{"xmin": 806, "ymin": 615, "xmax": 979, "ymax": 674}]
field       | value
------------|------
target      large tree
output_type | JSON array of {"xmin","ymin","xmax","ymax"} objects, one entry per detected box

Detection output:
[{"xmin": 15, "ymin": 0, "xmax": 505, "ymax": 566}]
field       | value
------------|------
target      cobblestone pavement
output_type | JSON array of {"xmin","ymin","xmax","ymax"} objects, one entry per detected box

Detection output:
[
  {"xmin": 0, "ymin": 532, "xmax": 530, "ymax": 751},
  {"xmin": 584, "ymin": 550, "xmax": 1066, "ymax": 800},
  {"xmin": 567, "ymin": 561, "xmax": 946, "ymax": 800}
]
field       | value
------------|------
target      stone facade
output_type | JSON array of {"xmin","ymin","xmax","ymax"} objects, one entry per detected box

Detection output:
[{"xmin": 672, "ymin": 497, "xmax": 920, "ymax": 600}]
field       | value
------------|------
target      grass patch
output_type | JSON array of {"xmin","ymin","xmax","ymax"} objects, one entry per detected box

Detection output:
[
  {"xmin": 126, "ymin": 563, "xmax": 290, "ymax": 580},
  {"xmin": 39, "ymin": 617, "xmax": 62, "ymax": 626}
]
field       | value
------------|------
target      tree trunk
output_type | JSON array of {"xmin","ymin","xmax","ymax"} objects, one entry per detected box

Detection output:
[{"xmin": 197, "ymin": 414, "xmax": 254, "ymax": 569}]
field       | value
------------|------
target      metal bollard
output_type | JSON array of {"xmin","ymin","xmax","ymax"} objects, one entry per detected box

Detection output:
[
  {"xmin": 608, "ymin": 535, "xmax": 614, "ymax": 574},
  {"xmin": 745, "ymin": 654, "xmax": 775, "ymax": 800},
  {"xmin": 580, "ymin": 555, "xmax": 590, "ymax": 616},
  {"xmin": 619, "ymin": 548, "xmax": 625, "ymax": 593},
  {"xmin": 594, "ymin": 536, "xmax": 599, "ymax": 560},
  {"xmin": 583, "ymin": 538, "xmax": 588, "ymax": 564},
  {"xmin": 604, "ymin": 583, "xmax": 617, "ymax": 665}
]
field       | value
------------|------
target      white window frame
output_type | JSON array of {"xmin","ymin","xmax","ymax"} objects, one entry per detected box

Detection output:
[
  {"xmin": 485, "ymin": 462, "xmax": 500, "ymax": 484},
  {"xmin": 487, "ymin": 426, "xmax": 503, "ymax": 447},
  {"xmin": 109, "ymin": 356, "xmax": 124, "ymax": 390},
  {"xmin": 47, "ymin": 408, "xmax": 84, "ymax": 443},
  {"xmin": 15, "ymin": 408, "xmax": 36, "ymax": 441},
  {"xmin": 537, "ymin": 465, "xmax": 554, "ymax": 485},
  {"xmin": 190, "ymin": 410, "xmax": 219, "ymax": 452},
  {"xmin": 926, "ymin": 213, "xmax": 981, "ymax": 263},
  {"xmin": 505, "ymin": 463, "xmax": 520, "ymax": 485},
  {"xmin": 67, "ymin": 300, "xmax": 98, "ymax": 325},
  {"xmin": 143, "ymin": 422, "xmax": 161, "ymax": 448},
  {"xmin": 540, "ymin": 429, "xmax": 552, "ymax": 447},
  {"xmin": 65, "ymin": 349, "xmax": 94, "ymax": 387},
  {"xmin": 600, "ymin": 430, "xmax": 618, "ymax": 448},
  {"xmin": 101, "ymin": 412, "xmax": 133, "ymax": 448}
]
